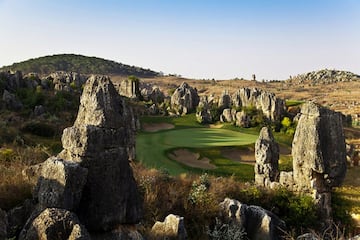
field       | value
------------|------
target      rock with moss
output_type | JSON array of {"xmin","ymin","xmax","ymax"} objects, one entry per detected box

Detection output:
[
  {"xmin": 2, "ymin": 90, "xmax": 23, "ymax": 110},
  {"xmin": 220, "ymin": 108, "xmax": 236, "ymax": 123},
  {"xmin": 46, "ymin": 71, "xmax": 85, "ymax": 92},
  {"xmin": 235, "ymin": 111, "xmax": 250, "ymax": 127}
]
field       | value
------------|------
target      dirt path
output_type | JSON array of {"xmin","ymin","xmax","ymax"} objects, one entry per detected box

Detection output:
[
  {"xmin": 142, "ymin": 123, "xmax": 174, "ymax": 132},
  {"xmin": 169, "ymin": 149, "xmax": 216, "ymax": 170}
]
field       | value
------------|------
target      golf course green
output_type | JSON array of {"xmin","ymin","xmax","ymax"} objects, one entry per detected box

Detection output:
[{"xmin": 136, "ymin": 127, "xmax": 258, "ymax": 179}]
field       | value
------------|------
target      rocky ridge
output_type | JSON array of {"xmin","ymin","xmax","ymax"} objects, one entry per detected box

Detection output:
[{"xmin": 287, "ymin": 69, "xmax": 360, "ymax": 85}]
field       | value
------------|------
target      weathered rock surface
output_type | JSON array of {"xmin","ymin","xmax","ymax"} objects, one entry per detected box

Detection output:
[
  {"xmin": 0, "ymin": 70, "xmax": 25, "ymax": 91},
  {"xmin": 151, "ymin": 214, "xmax": 187, "ymax": 240},
  {"xmin": 232, "ymin": 88, "xmax": 285, "ymax": 121},
  {"xmin": 196, "ymin": 96, "xmax": 212, "ymax": 123},
  {"xmin": 219, "ymin": 198, "xmax": 285, "ymax": 240},
  {"xmin": 171, "ymin": 82, "xmax": 199, "ymax": 115},
  {"xmin": 292, "ymin": 102, "xmax": 347, "ymax": 222},
  {"xmin": 6, "ymin": 199, "xmax": 36, "ymax": 239},
  {"xmin": 2, "ymin": 89, "xmax": 23, "ymax": 110},
  {"xmin": 141, "ymin": 86, "xmax": 165, "ymax": 104},
  {"xmin": 218, "ymin": 90, "xmax": 231, "ymax": 109},
  {"xmin": 220, "ymin": 108, "xmax": 236, "ymax": 123},
  {"xmin": 19, "ymin": 208, "xmax": 90, "ymax": 240},
  {"xmin": 0, "ymin": 208, "xmax": 7, "ymax": 240},
  {"xmin": 292, "ymin": 102, "xmax": 347, "ymax": 192},
  {"xmin": 58, "ymin": 75, "xmax": 142, "ymax": 231},
  {"xmin": 118, "ymin": 78, "xmax": 141, "ymax": 99},
  {"xmin": 34, "ymin": 157, "xmax": 88, "ymax": 210},
  {"xmin": 235, "ymin": 111, "xmax": 250, "ymax": 128},
  {"xmin": 47, "ymin": 71, "xmax": 86, "ymax": 92},
  {"xmin": 255, "ymin": 127, "xmax": 280, "ymax": 188}
]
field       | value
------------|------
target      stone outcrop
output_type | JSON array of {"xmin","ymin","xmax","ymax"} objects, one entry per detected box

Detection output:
[
  {"xmin": 118, "ymin": 78, "xmax": 141, "ymax": 99},
  {"xmin": 255, "ymin": 127, "xmax": 280, "ymax": 188},
  {"xmin": 219, "ymin": 198, "xmax": 285, "ymax": 240},
  {"xmin": 235, "ymin": 111, "xmax": 250, "ymax": 128},
  {"xmin": 287, "ymin": 69, "xmax": 360, "ymax": 85},
  {"xmin": 0, "ymin": 208, "xmax": 7, "ymax": 240},
  {"xmin": 19, "ymin": 208, "xmax": 90, "ymax": 240},
  {"xmin": 0, "ymin": 70, "xmax": 25, "ymax": 91},
  {"xmin": 2, "ymin": 90, "xmax": 23, "ymax": 111},
  {"xmin": 218, "ymin": 90, "xmax": 231, "ymax": 109},
  {"xmin": 34, "ymin": 157, "xmax": 88, "ymax": 211},
  {"xmin": 151, "ymin": 214, "xmax": 187, "ymax": 240},
  {"xmin": 58, "ymin": 75, "xmax": 142, "ymax": 231},
  {"xmin": 292, "ymin": 102, "xmax": 347, "ymax": 222},
  {"xmin": 232, "ymin": 88, "xmax": 285, "ymax": 121},
  {"xmin": 171, "ymin": 82, "xmax": 199, "ymax": 115},
  {"xmin": 220, "ymin": 108, "xmax": 236, "ymax": 123},
  {"xmin": 196, "ymin": 96, "xmax": 212, "ymax": 123},
  {"xmin": 141, "ymin": 86, "xmax": 165, "ymax": 104},
  {"xmin": 47, "ymin": 71, "xmax": 86, "ymax": 92}
]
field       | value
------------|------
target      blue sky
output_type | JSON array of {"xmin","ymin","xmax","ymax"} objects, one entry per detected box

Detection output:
[{"xmin": 0, "ymin": 0, "xmax": 359, "ymax": 80}]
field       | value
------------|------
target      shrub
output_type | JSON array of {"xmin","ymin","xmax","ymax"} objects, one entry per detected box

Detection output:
[
  {"xmin": 207, "ymin": 218, "xmax": 247, "ymax": 240},
  {"xmin": 21, "ymin": 122, "xmax": 56, "ymax": 137}
]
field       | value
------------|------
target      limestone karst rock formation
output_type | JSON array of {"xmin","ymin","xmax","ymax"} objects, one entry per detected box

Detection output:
[
  {"xmin": 232, "ymin": 88, "xmax": 285, "ymax": 121},
  {"xmin": 255, "ymin": 127, "xmax": 280, "ymax": 188},
  {"xmin": 291, "ymin": 101, "xmax": 347, "ymax": 221},
  {"xmin": 47, "ymin": 71, "xmax": 86, "ymax": 92},
  {"xmin": 219, "ymin": 198, "xmax": 285, "ymax": 240},
  {"xmin": 58, "ymin": 75, "xmax": 142, "ymax": 231},
  {"xmin": 19, "ymin": 208, "xmax": 90, "ymax": 240},
  {"xmin": 151, "ymin": 214, "xmax": 188, "ymax": 240},
  {"xmin": 118, "ymin": 78, "xmax": 141, "ymax": 99},
  {"xmin": 34, "ymin": 157, "xmax": 88, "ymax": 211},
  {"xmin": 171, "ymin": 82, "xmax": 199, "ymax": 115},
  {"xmin": 196, "ymin": 96, "xmax": 213, "ymax": 123}
]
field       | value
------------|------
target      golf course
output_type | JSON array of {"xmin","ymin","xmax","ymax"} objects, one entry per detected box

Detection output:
[{"xmin": 136, "ymin": 114, "xmax": 260, "ymax": 181}]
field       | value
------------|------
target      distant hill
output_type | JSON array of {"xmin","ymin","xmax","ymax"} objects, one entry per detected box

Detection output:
[
  {"xmin": 0, "ymin": 54, "xmax": 159, "ymax": 77},
  {"xmin": 286, "ymin": 69, "xmax": 360, "ymax": 85}
]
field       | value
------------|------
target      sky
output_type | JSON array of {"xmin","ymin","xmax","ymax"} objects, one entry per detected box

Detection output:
[{"xmin": 0, "ymin": 0, "xmax": 359, "ymax": 80}]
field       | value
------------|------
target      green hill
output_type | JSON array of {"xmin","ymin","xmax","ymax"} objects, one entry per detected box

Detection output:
[{"xmin": 0, "ymin": 54, "xmax": 159, "ymax": 77}]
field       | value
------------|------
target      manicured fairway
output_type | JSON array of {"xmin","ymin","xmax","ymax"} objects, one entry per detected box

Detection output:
[{"xmin": 136, "ymin": 128, "xmax": 258, "ymax": 176}]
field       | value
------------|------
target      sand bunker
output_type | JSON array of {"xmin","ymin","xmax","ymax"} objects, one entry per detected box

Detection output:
[
  {"xmin": 221, "ymin": 148, "xmax": 255, "ymax": 165},
  {"xmin": 142, "ymin": 123, "xmax": 174, "ymax": 132},
  {"xmin": 169, "ymin": 149, "xmax": 216, "ymax": 170}
]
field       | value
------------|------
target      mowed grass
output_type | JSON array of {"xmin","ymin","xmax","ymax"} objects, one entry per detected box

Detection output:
[{"xmin": 136, "ymin": 127, "xmax": 258, "ymax": 179}]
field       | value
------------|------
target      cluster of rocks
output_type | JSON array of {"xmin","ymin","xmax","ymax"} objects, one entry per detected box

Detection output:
[
  {"xmin": 0, "ymin": 70, "xmax": 87, "ymax": 113},
  {"xmin": 170, "ymin": 82, "xmax": 200, "ymax": 115},
  {"xmin": 287, "ymin": 69, "xmax": 360, "ymax": 85},
  {"xmin": 255, "ymin": 101, "xmax": 347, "ymax": 226},
  {"xmin": 2, "ymin": 75, "xmax": 143, "ymax": 239}
]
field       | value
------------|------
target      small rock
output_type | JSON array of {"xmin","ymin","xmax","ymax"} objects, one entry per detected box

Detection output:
[{"xmin": 151, "ymin": 214, "xmax": 187, "ymax": 240}]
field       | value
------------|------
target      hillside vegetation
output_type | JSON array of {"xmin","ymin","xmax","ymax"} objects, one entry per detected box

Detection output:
[{"xmin": 0, "ymin": 54, "xmax": 159, "ymax": 77}]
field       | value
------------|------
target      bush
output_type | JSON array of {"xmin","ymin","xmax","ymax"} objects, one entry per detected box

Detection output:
[
  {"xmin": 16, "ymin": 88, "xmax": 45, "ymax": 109},
  {"xmin": 21, "ymin": 122, "xmax": 56, "ymax": 137}
]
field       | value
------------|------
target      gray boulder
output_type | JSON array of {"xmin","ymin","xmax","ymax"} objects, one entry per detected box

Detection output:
[
  {"xmin": 218, "ymin": 90, "xmax": 231, "ymax": 109},
  {"xmin": 292, "ymin": 102, "xmax": 347, "ymax": 222},
  {"xmin": 219, "ymin": 198, "xmax": 285, "ymax": 240},
  {"xmin": 255, "ymin": 127, "xmax": 280, "ymax": 188},
  {"xmin": 196, "ymin": 96, "xmax": 213, "ymax": 123},
  {"xmin": 151, "ymin": 214, "xmax": 187, "ymax": 240},
  {"xmin": 170, "ymin": 82, "xmax": 199, "ymax": 115},
  {"xmin": 292, "ymin": 102, "xmax": 347, "ymax": 192},
  {"xmin": 19, "ymin": 208, "xmax": 90, "ymax": 240},
  {"xmin": 0, "ymin": 208, "xmax": 7, "ymax": 240},
  {"xmin": 58, "ymin": 75, "xmax": 142, "ymax": 231},
  {"xmin": 142, "ymin": 86, "xmax": 165, "ymax": 104},
  {"xmin": 220, "ymin": 108, "xmax": 236, "ymax": 123},
  {"xmin": 34, "ymin": 157, "xmax": 88, "ymax": 211},
  {"xmin": 118, "ymin": 78, "xmax": 141, "ymax": 99},
  {"xmin": 235, "ymin": 111, "xmax": 251, "ymax": 127},
  {"xmin": 0, "ymin": 70, "xmax": 25, "ymax": 91},
  {"xmin": 2, "ymin": 90, "xmax": 23, "ymax": 111}
]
